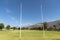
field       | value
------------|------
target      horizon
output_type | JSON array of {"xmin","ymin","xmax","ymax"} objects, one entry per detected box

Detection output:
[{"xmin": 22, "ymin": 19, "xmax": 60, "ymax": 27}]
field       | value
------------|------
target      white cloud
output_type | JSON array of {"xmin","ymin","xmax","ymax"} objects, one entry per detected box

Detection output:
[
  {"xmin": 22, "ymin": 23, "xmax": 33, "ymax": 27},
  {"xmin": 11, "ymin": 16, "xmax": 19, "ymax": 23},
  {"xmin": 11, "ymin": 17, "xmax": 15, "ymax": 20},
  {"xmin": 5, "ymin": 8, "xmax": 11, "ymax": 13}
]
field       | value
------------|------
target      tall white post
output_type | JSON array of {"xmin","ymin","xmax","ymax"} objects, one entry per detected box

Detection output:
[
  {"xmin": 41, "ymin": 4, "xmax": 45, "ymax": 37},
  {"xmin": 20, "ymin": 2, "xmax": 22, "ymax": 39}
]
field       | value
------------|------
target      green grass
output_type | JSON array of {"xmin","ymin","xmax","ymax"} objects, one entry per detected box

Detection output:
[
  {"xmin": 22, "ymin": 30, "xmax": 60, "ymax": 40},
  {"xmin": 0, "ymin": 30, "xmax": 60, "ymax": 40},
  {"xmin": 0, "ymin": 30, "xmax": 20, "ymax": 40}
]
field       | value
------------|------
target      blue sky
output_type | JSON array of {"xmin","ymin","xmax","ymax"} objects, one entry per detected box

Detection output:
[
  {"xmin": 0, "ymin": 0, "xmax": 60, "ymax": 27},
  {"xmin": 22, "ymin": 0, "xmax": 60, "ymax": 26},
  {"xmin": 0, "ymin": 0, "xmax": 20, "ymax": 27}
]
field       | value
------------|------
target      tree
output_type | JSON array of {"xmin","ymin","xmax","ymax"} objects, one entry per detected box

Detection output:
[
  {"xmin": 18, "ymin": 27, "xmax": 20, "ymax": 30},
  {"xmin": 0, "ymin": 23, "xmax": 4, "ymax": 30},
  {"xmin": 12, "ymin": 27, "xmax": 17, "ymax": 30},
  {"xmin": 53, "ymin": 25, "xmax": 56, "ymax": 30},
  {"xmin": 58, "ymin": 23, "xmax": 60, "ymax": 30},
  {"xmin": 21, "ymin": 27, "xmax": 29, "ymax": 30},
  {"xmin": 43, "ymin": 22, "xmax": 48, "ymax": 30},
  {"xmin": 47, "ymin": 27, "xmax": 53, "ymax": 31},
  {"xmin": 38, "ymin": 27, "xmax": 43, "ymax": 30},
  {"xmin": 6, "ymin": 25, "xmax": 10, "ymax": 30}
]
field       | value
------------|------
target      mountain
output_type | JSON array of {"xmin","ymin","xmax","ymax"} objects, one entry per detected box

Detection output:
[{"xmin": 27, "ymin": 20, "xmax": 60, "ymax": 29}]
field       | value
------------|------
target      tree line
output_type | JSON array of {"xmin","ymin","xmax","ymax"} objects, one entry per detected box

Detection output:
[
  {"xmin": 0, "ymin": 23, "xmax": 20, "ymax": 30},
  {"xmin": 21, "ymin": 22, "xmax": 60, "ymax": 31}
]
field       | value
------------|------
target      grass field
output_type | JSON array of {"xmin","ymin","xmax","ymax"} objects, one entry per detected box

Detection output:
[
  {"xmin": 0, "ymin": 30, "xmax": 20, "ymax": 40},
  {"xmin": 0, "ymin": 30, "xmax": 60, "ymax": 40},
  {"xmin": 22, "ymin": 30, "xmax": 60, "ymax": 40}
]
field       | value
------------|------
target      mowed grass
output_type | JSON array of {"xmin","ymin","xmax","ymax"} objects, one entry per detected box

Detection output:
[
  {"xmin": 0, "ymin": 30, "xmax": 20, "ymax": 40},
  {"xmin": 0, "ymin": 30, "xmax": 60, "ymax": 40},
  {"xmin": 21, "ymin": 30, "xmax": 60, "ymax": 40}
]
